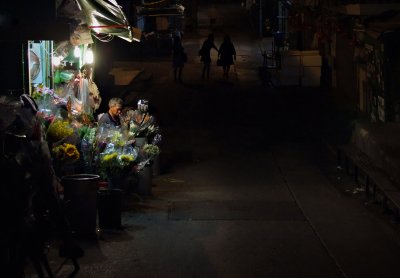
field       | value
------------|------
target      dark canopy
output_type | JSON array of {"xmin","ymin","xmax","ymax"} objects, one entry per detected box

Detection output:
[{"xmin": 57, "ymin": 0, "xmax": 134, "ymax": 42}]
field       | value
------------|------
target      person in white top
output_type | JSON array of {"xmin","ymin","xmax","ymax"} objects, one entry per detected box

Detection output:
[{"xmin": 80, "ymin": 64, "xmax": 102, "ymax": 114}]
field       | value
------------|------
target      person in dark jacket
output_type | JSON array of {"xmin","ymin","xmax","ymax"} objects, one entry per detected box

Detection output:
[
  {"xmin": 199, "ymin": 33, "xmax": 218, "ymax": 80},
  {"xmin": 218, "ymin": 35, "xmax": 236, "ymax": 79},
  {"xmin": 172, "ymin": 36, "xmax": 186, "ymax": 82},
  {"xmin": 98, "ymin": 97, "xmax": 123, "ymax": 127}
]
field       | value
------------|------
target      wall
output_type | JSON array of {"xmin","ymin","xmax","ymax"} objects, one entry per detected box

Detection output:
[
  {"xmin": 334, "ymin": 33, "xmax": 358, "ymax": 111},
  {"xmin": 0, "ymin": 42, "xmax": 28, "ymax": 95}
]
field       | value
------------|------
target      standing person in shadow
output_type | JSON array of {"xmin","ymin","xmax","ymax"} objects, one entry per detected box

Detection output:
[
  {"xmin": 199, "ymin": 34, "xmax": 218, "ymax": 80},
  {"xmin": 218, "ymin": 35, "xmax": 237, "ymax": 79},
  {"xmin": 80, "ymin": 64, "xmax": 102, "ymax": 114},
  {"xmin": 172, "ymin": 35, "xmax": 186, "ymax": 82}
]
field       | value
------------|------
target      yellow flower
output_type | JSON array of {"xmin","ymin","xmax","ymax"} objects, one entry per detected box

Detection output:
[
  {"xmin": 120, "ymin": 154, "xmax": 134, "ymax": 163},
  {"xmin": 68, "ymin": 150, "xmax": 80, "ymax": 161},
  {"xmin": 52, "ymin": 143, "xmax": 80, "ymax": 162},
  {"xmin": 103, "ymin": 153, "xmax": 118, "ymax": 162},
  {"xmin": 52, "ymin": 145, "xmax": 64, "ymax": 160},
  {"xmin": 63, "ymin": 144, "xmax": 80, "ymax": 161},
  {"xmin": 47, "ymin": 119, "xmax": 74, "ymax": 142},
  {"xmin": 64, "ymin": 143, "xmax": 77, "ymax": 156}
]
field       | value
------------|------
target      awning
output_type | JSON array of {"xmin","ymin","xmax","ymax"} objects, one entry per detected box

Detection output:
[
  {"xmin": 76, "ymin": 0, "xmax": 134, "ymax": 42},
  {"xmin": 57, "ymin": 0, "xmax": 134, "ymax": 42}
]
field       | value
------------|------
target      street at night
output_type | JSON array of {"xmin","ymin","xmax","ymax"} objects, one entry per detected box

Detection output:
[
  {"xmin": 3, "ymin": 1, "xmax": 400, "ymax": 277},
  {"xmin": 43, "ymin": 3, "xmax": 400, "ymax": 278}
]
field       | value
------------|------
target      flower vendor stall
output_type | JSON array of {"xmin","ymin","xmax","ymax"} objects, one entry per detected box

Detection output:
[
  {"xmin": 30, "ymin": 85, "xmax": 162, "ymax": 234},
  {"xmin": 32, "ymin": 91, "xmax": 162, "ymax": 195},
  {"xmin": 1, "ymin": 1, "xmax": 145, "ymax": 274},
  {"xmin": 1, "ymin": 0, "xmax": 153, "ymax": 239}
]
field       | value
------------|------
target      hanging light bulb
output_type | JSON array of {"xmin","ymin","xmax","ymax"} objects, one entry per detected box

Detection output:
[
  {"xmin": 53, "ymin": 56, "xmax": 62, "ymax": 66},
  {"xmin": 84, "ymin": 46, "xmax": 94, "ymax": 64},
  {"xmin": 74, "ymin": 45, "xmax": 81, "ymax": 58}
]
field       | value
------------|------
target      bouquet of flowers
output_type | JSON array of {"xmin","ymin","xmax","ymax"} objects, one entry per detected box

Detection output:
[
  {"xmin": 46, "ymin": 118, "xmax": 75, "ymax": 145},
  {"xmin": 52, "ymin": 143, "xmax": 80, "ymax": 162},
  {"xmin": 45, "ymin": 114, "xmax": 84, "ymax": 176},
  {"xmin": 99, "ymin": 144, "xmax": 138, "ymax": 179},
  {"xmin": 143, "ymin": 144, "xmax": 160, "ymax": 158},
  {"xmin": 78, "ymin": 125, "xmax": 98, "ymax": 169},
  {"xmin": 137, "ymin": 143, "xmax": 160, "ymax": 171},
  {"xmin": 51, "ymin": 141, "xmax": 81, "ymax": 176},
  {"xmin": 31, "ymin": 84, "xmax": 66, "ymax": 115},
  {"xmin": 130, "ymin": 111, "xmax": 161, "ymax": 139},
  {"xmin": 119, "ymin": 101, "xmax": 160, "ymax": 140}
]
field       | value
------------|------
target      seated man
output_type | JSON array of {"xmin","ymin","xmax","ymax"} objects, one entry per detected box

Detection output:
[{"xmin": 98, "ymin": 98, "xmax": 123, "ymax": 127}]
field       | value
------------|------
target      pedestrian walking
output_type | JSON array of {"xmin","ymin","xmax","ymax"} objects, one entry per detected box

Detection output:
[
  {"xmin": 199, "ymin": 34, "xmax": 218, "ymax": 80},
  {"xmin": 172, "ymin": 36, "xmax": 187, "ymax": 82},
  {"xmin": 218, "ymin": 35, "xmax": 236, "ymax": 79}
]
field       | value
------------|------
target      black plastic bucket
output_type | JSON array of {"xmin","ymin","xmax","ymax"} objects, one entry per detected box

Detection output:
[{"xmin": 61, "ymin": 174, "xmax": 100, "ymax": 236}]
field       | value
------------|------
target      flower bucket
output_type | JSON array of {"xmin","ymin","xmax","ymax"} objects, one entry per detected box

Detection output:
[
  {"xmin": 108, "ymin": 176, "xmax": 125, "ymax": 190},
  {"xmin": 136, "ymin": 164, "xmax": 153, "ymax": 196},
  {"xmin": 61, "ymin": 174, "xmax": 100, "ymax": 236}
]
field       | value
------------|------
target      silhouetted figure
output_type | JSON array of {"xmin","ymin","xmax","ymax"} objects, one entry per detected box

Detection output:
[
  {"xmin": 199, "ymin": 34, "xmax": 218, "ymax": 80},
  {"xmin": 172, "ymin": 36, "xmax": 186, "ymax": 82},
  {"xmin": 218, "ymin": 35, "xmax": 236, "ymax": 79},
  {"xmin": 1, "ymin": 94, "xmax": 83, "ymax": 277}
]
